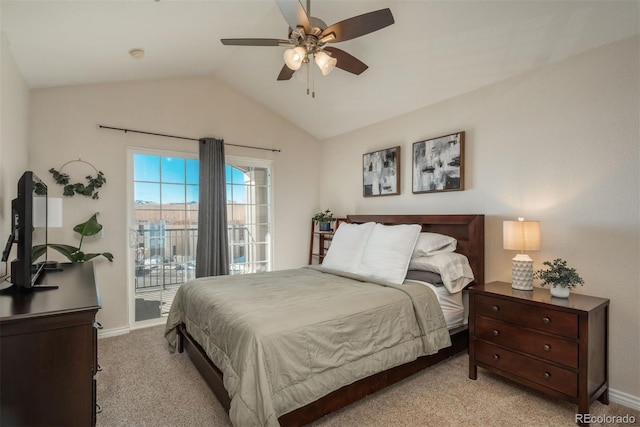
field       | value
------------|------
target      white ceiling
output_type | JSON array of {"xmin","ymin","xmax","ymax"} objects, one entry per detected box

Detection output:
[{"xmin": 2, "ymin": 1, "xmax": 638, "ymax": 140}]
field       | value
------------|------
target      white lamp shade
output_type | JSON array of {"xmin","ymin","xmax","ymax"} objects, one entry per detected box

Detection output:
[
  {"xmin": 314, "ymin": 51, "xmax": 337, "ymax": 76},
  {"xmin": 283, "ymin": 46, "xmax": 306, "ymax": 71},
  {"xmin": 33, "ymin": 197, "xmax": 63, "ymax": 228},
  {"xmin": 504, "ymin": 219, "xmax": 539, "ymax": 291},
  {"xmin": 503, "ymin": 220, "xmax": 540, "ymax": 252}
]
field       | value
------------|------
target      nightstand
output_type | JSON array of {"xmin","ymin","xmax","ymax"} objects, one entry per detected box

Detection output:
[{"xmin": 468, "ymin": 282, "xmax": 609, "ymax": 426}]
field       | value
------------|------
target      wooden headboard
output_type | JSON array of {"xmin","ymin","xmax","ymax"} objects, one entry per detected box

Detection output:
[{"xmin": 347, "ymin": 214, "xmax": 485, "ymax": 286}]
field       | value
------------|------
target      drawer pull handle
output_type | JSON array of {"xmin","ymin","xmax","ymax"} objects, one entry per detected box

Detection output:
[
  {"xmin": 493, "ymin": 354, "xmax": 500, "ymax": 361},
  {"xmin": 543, "ymin": 344, "xmax": 551, "ymax": 351},
  {"xmin": 492, "ymin": 330, "xmax": 499, "ymax": 337},
  {"xmin": 491, "ymin": 305, "xmax": 500, "ymax": 312},
  {"xmin": 542, "ymin": 317, "xmax": 550, "ymax": 324},
  {"xmin": 543, "ymin": 372, "xmax": 551, "ymax": 380}
]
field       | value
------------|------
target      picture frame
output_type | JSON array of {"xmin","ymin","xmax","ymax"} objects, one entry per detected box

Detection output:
[
  {"xmin": 412, "ymin": 131, "xmax": 465, "ymax": 193},
  {"xmin": 363, "ymin": 146, "xmax": 401, "ymax": 197}
]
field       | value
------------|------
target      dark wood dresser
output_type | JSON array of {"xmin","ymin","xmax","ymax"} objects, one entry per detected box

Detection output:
[
  {"xmin": 0, "ymin": 262, "xmax": 101, "ymax": 426},
  {"xmin": 469, "ymin": 282, "xmax": 609, "ymax": 425}
]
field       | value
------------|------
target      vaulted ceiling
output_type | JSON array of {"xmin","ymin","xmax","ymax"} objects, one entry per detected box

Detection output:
[{"xmin": 2, "ymin": 1, "xmax": 638, "ymax": 140}]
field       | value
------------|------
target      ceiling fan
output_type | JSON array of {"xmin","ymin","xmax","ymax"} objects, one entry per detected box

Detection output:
[{"xmin": 221, "ymin": 0, "xmax": 394, "ymax": 96}]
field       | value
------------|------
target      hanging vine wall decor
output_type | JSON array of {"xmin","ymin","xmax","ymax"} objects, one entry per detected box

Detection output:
[{"xmin": 49, "ymin": 158, "xmax": 106, "ymax": 199}]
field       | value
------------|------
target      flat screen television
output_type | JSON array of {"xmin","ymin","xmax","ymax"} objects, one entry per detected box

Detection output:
[{"xmin": 2, "ymin": 171, "xmax": 52, "ymax": 290}]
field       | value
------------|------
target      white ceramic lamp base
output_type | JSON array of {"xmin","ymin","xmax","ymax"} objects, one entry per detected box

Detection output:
[{"xmin": 511, "ymin": 254, "xmax": 534, "ymax": 290}]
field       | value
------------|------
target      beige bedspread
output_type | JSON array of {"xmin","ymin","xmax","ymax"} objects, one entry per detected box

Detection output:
[{"xmin": 165, "ymin": 266, "xmax": 451, "ymax": 427}]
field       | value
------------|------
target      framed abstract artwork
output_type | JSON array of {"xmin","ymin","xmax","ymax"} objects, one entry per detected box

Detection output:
[
  {"xmin": 412, "ymin": 131, "xmax": 465, "ymax": 193},
  {"xmin": 363, "ymin": 146, "xmax": 401, "ymax": 197}
]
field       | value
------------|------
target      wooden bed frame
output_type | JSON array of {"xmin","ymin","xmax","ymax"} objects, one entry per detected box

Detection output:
[{"xmin": 176, "ymin": 214, "xmax": 484, "ymax": 426}]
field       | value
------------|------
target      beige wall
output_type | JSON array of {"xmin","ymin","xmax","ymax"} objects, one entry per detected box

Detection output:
[
  {"xmin": 0, "ymin": 32, "xmax": 30, "ymax": 267},
  {"xmin": 27, "ymin": 75, "xmax": 322, "ymax": 332},
  {"xmin": 320, "ymin": 36, "xmax": 640, "ymax": 401}
]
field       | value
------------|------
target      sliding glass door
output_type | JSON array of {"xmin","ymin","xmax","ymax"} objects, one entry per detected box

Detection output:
[
  {"xmin": 128, "ymin": 148, "xmax": 272, "ymax": 325},
  {"xmin": 226, "ymin": 156, "xmax": 272, "ymax": 274}
]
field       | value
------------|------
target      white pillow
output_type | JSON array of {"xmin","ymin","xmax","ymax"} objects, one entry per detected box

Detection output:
[
  {"xmin": 358, "ymin": 223, "xmax": 422, "ymax": 285},
  {"xmin": 321, "ymin": 222, "xmax": 375, "ymax": 273},
  {"xmin": 408, "ymin": 252, "xmax": 474, "ymax": 293},
  {"xmin": 412, "ymin": 232, "xmax": 457, "ymax": 257}
]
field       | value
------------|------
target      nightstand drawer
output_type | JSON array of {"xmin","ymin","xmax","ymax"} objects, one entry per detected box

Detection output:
[
  {"xmin": 475, "ymin": 294, "xmax": 578, "ymax": 339},
  {"xmin": 476, "ymin": 341, "xmax": 578, "ymax": 397},
  {"xmin": 475, "ymin": 317, "xmax": 578, "ymax": 368}
]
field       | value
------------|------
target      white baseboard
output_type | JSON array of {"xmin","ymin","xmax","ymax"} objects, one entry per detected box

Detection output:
[
  {"xmin": 97, "ymin": 318, "xmax": 166, "ymax": 339},
  {"xmin": 610, "ymin": 388, "xmax": 640, "ymax": 411},
  {"xmin": 131, "ymin": 318, "xmax": 166, "ymax": 330},
  {"xmin": 98, "ymin": 326, "xmax": 130, "ymax": 339}
]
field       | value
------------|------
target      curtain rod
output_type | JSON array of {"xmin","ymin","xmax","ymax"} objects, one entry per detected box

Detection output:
[{"xmin": 98, "ymin": 125, "xmax": 281, "ymax": 153}]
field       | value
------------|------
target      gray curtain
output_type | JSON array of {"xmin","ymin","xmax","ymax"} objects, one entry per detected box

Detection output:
[{"xmin": 196, "ymin": 137, "xmax": 229, "ymax": 277}]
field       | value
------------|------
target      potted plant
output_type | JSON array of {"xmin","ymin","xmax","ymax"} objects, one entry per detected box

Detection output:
[
  {"xmin": 533, "ymin": 258, "xmax": 584, "ymax": 298},
  {"xmin": 33, "ymin": 213, "xmax": 114, "ymax": 263},
  {"xmin": 313, "ymin": 209, "xmax": 334, "ymax": 232}
]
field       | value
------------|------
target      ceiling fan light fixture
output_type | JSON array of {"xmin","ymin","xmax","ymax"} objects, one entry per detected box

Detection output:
[
  {"xmin": 283, "ymin": 46, "xmax": 307, "ymax": 71},
  {"xmin": 293, "ymin": 26, "xmax": 306, "ymax": 39},
  {"xmin": 318, "ymin": 32, "xmax": 336, "ymax": 44},
  {"xmin": 315, "ymin": 51, "xmax": 337, "ymax": 76}
]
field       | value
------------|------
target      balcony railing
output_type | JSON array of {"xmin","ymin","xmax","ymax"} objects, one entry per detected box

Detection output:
[{"xmin": 133, "ymin": 225, "xmax": 268, "ymax": 291}]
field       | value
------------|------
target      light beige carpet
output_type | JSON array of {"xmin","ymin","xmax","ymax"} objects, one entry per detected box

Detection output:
[{"xmin": 96, "ymin": 325, "xmax": 638, "ymax": 427}]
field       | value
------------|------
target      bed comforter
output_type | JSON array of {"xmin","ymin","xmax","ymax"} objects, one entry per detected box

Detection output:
[{"xmin": 165, "ymin": 266, "xmax": 451, "ymax": 427}]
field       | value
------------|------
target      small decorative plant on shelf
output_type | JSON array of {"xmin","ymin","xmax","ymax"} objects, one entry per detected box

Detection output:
[
  {"xmin": 533, "ymin": 258, "xmax": 584, "ymax": 298},
  {"xmin": 313, "ymin": 209, "xmax": 334, "ymax": 232},
  {"xmin": 33, "ymin": 213, "xmax": 114, "ymax": 263}
]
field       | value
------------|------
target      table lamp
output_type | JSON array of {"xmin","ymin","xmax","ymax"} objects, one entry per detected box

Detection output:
[{"xmin": 503, "ymin": 218, "xmax": 540, "ymax": 290}]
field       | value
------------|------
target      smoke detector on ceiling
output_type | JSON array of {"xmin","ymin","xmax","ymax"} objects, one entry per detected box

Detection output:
[{"xmin": 128, "ymin": 48, "xmax": 145, "ymax": 59}]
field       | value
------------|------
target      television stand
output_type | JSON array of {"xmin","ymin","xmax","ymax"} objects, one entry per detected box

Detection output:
[
  {"xmin": 0, "ymin": 283, "xmax": 59, "ymax": 294},
  {"xmin": 33, "ymin": 284, "xmax": 59, "ymax": 290},
  {"xmin": 0, "ymin": 262, "xmax": 101, "ymax": 426},
  {"xmin": 0, "ymin": 266, "xmax": 62, "ymax": 294}
]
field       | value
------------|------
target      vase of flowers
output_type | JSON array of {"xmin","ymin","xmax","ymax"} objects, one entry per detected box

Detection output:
[{"xmin": 533, "ymin": 258, "xmax": 584, "ymax": 298}]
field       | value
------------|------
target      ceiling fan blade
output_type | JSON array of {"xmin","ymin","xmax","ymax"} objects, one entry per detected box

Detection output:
[
  {"xmin": 221, "ymin": 38, "xmax": 291, "ymax": 47},
  {"xmin": 324, "ymin": 47, "xmax": 368, "ymax": 75},
  {"xmin": 277, "ymin": 64, "xmax": 295, "ymax": 81},
  {"xmin": 276, "ymin": 0, "xmax": 311, "ymax": 33},
  {"xmin": 321, "ymin": 8, "xmax": 394, "ymax": 43}
]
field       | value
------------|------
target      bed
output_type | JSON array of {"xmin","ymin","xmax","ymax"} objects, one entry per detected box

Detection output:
[{"xmin": 165, "ymin": 214, "xmax": 484, "ymax": 426}]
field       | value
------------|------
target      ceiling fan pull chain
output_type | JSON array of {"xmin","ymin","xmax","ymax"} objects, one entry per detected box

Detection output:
[
  {"xmin": 311, "ymin": 54, "xmax": 316, "ymax": 98},
  {"xmin": 307, "ymin": 57, "xmax": 310, "ymax": 95}
]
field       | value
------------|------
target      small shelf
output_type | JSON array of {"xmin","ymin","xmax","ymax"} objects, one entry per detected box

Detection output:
[{"xmin": 308, "ymin": 218, "xmax": 345, "ymax": 265}]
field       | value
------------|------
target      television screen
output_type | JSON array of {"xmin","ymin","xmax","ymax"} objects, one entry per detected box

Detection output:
[{"xmin": 9, "ymin": 171, "xmax": 48, "ymax": 289}]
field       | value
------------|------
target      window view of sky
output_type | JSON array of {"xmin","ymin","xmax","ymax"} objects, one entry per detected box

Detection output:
[{"xmin": 134, "ymin": 154, "xmax": 246, "ymax": 204}]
